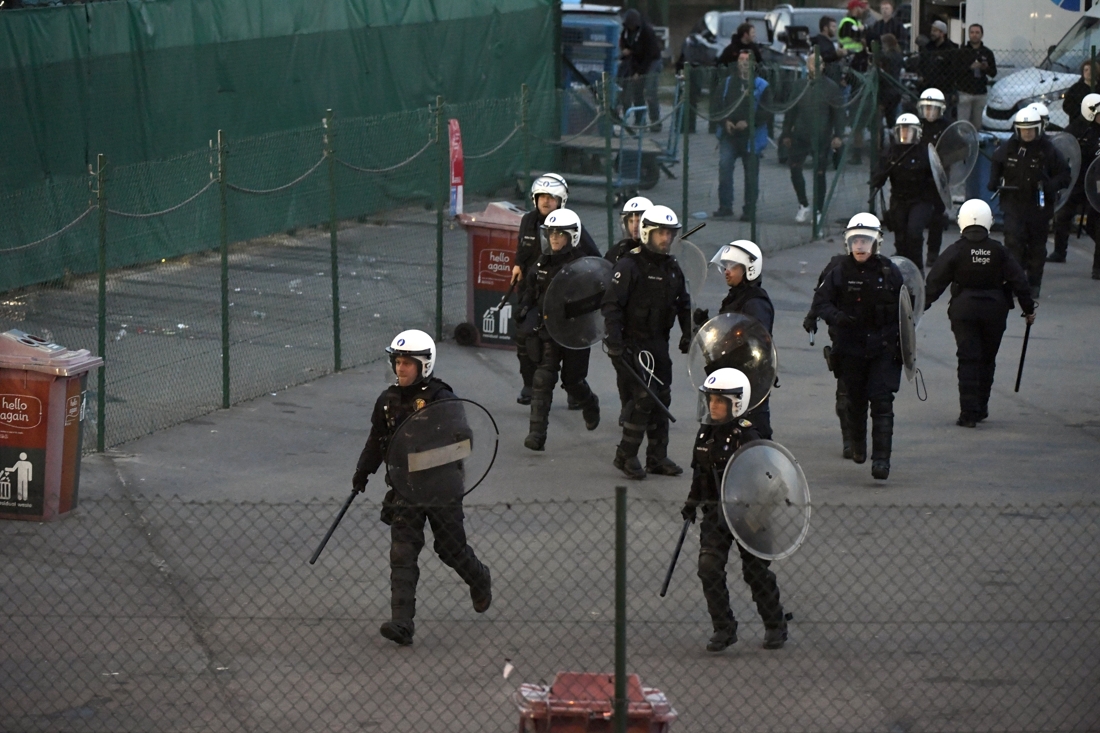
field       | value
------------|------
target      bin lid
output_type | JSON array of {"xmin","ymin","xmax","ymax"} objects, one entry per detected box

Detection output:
[
  {"xmin": 0, "ymin": 330, "xmax": 103, "ymax": 376},
  {"xmin": 456, "ymin": 201, "xmax": 525, "ymax": 231}
]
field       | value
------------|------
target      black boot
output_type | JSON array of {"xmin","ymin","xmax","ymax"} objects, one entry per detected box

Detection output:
[
  {"xmin": 645, "ymin": 437, "xmax": 683, "ymax": 476},
  {"xmin": 870, "ymin": 400, "xmax": 893, "ymax": 481},
  {"xmin": 613, "ymin": 447, "xmax": 646, "ymax": 480},
  {"xmin": 763, "ymin": 622, "xmax": 788, "ymax": 650},
  {"xmin": 848, "ymin": 401, "xmax": 868, "ymax": 464},
  {"xmin": 707, "ymin": 623, "xmax": 738, "ymax": 652},
  {"xmin": 516, "ymin": 386, "xmax": 532, "ymax": 405},
  {"xmin": 836, "ymin": 383, "xmax": 852, "ymax": 459},
  {"xmin": 380, "ymin": 620, "xmax": 414, "ymax": 646},
  {"xmin": 470, "ymin": 568, "xmax": 492, "ymax": 613},
  {"xmin": 581, "ymin": 394, "xmax": 600, "ymax": 431}
]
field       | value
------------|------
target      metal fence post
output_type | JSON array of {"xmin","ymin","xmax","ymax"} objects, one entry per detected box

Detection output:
[
  {"xmin": 811, "ymin": 48, "xmax": 823, "ymax": 241},
  {"xmin": 869, "ymin": 56, "xmax": 881, "ymax": 216},
  {"xmin": 748, "ymin": 56, "xmax": 758, "ymax": 242},
  {"xmin": 614, "ymin": 484, "xmax": 627, "ymax": 733},
  {"xmin": 324, "ymin": 110, "xmax": 341, "ymax": 372},
  {"xmin": 435, "ymin": 96, "xmax": 445, "ymax": 343},
  {"xmin": 681, "ymin": 64, "xmax": 691, "ymax": 227},
  {"xmin": 218, "ymin": 130, "xmax": 230, "ymax": 409},
  {"xmin": 603, "ymin": 72, "xmax": 614, "ymax": 250},
  {"xmin": 95, "ymin": 153, "xmax": 107, "ymax": 453},
  {"xmin": 521, "ymin": 83, "xmax": 531, "ymax": 193}
]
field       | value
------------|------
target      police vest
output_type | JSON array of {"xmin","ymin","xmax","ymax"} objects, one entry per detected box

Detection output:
[
  {"xmin": 838, "ymin": 255, "xmax": 900, "ymax": 327},
  {"xmin": 532, "ymin": 247, "xmax": 583, "ymax": 310},
  {"xmin": 517, "ymin": 211, "xmax": 545, "ymax": 274},
  {"xmin": 1002, "ymin": 140, "xmax": 1047, "ymax": 197},
  {"xmin": 951, "ymin": 237, "xmax": 1008, "ymax": 291},
  {"xmin": 692, "ymin": 420, "xmax": 753, "ymax": 502},
  {"xmin": 381, "ymin": 378, "xmax": 453, "ymax": 440},
  {"xmin": 623, "ymin": 251, "xmax": 685, "ymax": 341}
]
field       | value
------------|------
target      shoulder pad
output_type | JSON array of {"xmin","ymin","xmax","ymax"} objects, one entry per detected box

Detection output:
[{"xmin": 738, "ymin": 418, "xmax": 752, "ymax": 428}]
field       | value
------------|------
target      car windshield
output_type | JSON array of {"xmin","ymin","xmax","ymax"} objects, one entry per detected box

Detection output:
[
  {"xmin": 1041, "ymin": 15, "xmax": 1100, "ymax": 73},
  {"xmin": 718, "ymin": 14, "xmax": 769, "ymax": 41}
]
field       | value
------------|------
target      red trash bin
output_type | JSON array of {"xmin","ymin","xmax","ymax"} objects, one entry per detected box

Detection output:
[
  {"xmin": 0, "ymin": 330, "xmax": 102, "ymax": 521},
  {"xmin": 457, "ymin": 201, "xmax": 525, "ymax": 349},
  {"xmin": 513, "ymin": 671, "xmax": 678, "ymax": 732}
]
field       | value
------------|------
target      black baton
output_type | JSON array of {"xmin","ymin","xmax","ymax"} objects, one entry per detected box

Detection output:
[
  {"xmin": 1014, "ymin": 320, "xmax": 1032, "ymax": 393},
  {"xmin": 495, "ymin": 276, "xmax": 520, "ymax": 311},
  {"xmin": 613, "ymin": 355, "xmax": 676, "ymax": 423},
  {"xmin": 681, "ymin": 222, "xmax": 706, "ymax": 240},
  {"xmin": 309, "ymin": 489, "xmax": 357, "ymax": 565},
  {"xmin": 660, "ymin": 518, "xmax": 692, "ymax": 597}
]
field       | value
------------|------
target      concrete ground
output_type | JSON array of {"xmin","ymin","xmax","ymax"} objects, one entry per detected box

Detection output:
[{"xmin": 4, "ymin": 226, "xmax": 1096, "ymax": 732}]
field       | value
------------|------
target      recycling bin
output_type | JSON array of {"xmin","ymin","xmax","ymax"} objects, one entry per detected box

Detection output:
[
  {"xmin": 513, "ymin": 671, "xmax": 678, "ymax": 732},
  {"xmin": 457, "ymin": 201, "xmax": 525, "ymax": 349},
  {"xmin": 0, "ymin": 330, "xmax": 102, "ymax": 521}
]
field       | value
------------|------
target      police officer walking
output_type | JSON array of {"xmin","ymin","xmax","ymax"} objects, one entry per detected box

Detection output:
[
  {"xmin": 925, "ymin": 200, "xmax": 1037, "ymax": 427},
  {"xmin": 681, "ymin": 368, "xmax": 788, "ymax": 651},
  {"xmin": 811, "ymin": 214, "xmax": 905, "ymax": 480},
  {"xmin": 602, "ymin": 205, "xmax": 692, "ymax": 480},
  {"xmin": 606, "ymin": 197, "xmax": 653, "ymax": 425},
  {"xmin": 802, "ymin": 251, "xmax": 854, "ymax": 458},
  {"xmin": 872, "ymin": 113, "xmax": 937, "ymax": 270},
  {"xmin": 988, "ymin": 107, "xmax": 1070, "ymax": 297},
  {"xmin": 513, "ymin": 174, "xmax": 601, "ymax": 406},
  {"xmin": 518, "ymin": 209, "xmax": 601, "ymax": 450},
  {"xmin": 694, "ymin": 240, "xmax": 775, "ymax": 439},
  {"xmin": 1050, "ymin": 94, "xmax": 1100, "ymax": 271},
  {"xmin": 351, "ymin": 330, "xmax": 492, "ymax": 646},
  {"xmin": 917, "ymin": 88, "xmax": 950, "ymax": 267}
]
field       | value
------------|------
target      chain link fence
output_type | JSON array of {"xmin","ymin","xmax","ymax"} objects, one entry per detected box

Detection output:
[{"xmin": 2, "ymin": 495, "xmax": 1098, "ymax": 732}]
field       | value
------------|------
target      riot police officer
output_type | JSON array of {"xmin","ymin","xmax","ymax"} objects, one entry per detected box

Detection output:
[
  {"xmin": 606, "ymin": 196, "xmax": 653, "ymax": 425},
  {"xmin": 811, "ymin": 213, "xmax": 905, "ymax": 480},
  {"xmin": 351, "ymin": 330, "xmax": 492, "ymax": 646},
  {"xmin": 513, "ymin": 174, "xmax": 600, "ymax": 405},
  {"xmin": 925, "ymin": 200, "xmax": 1037, "ymax": 426},
  {"xmin": 518, "ymin": 209, "xmax": 601, "ymax": 450},
  {"xmin": 680, "ymin": 368, "xmax": 788, "ymax": 651},
  {"xmin": 693, "ymin": 240, "xmax": 775, "ymax": 439},
  {"xmin": 602, "ymin": 205, "xmax": 692, "ymax": 480},
  {"xmin": 802, "ymin": 251, "xmax": 853, "ymax": 458},
  {"xmin": 871, "ymin": 113, "xmax": 937, "ymax": 271},
  {"xmin": 988, "ymin": 107, "xmax": 1070, "ymax": 297},
  {"xmin": 918, "ymin": 88, "xmax": 950, "ymax": 267},
  {"xmin": 1050, "ymin": 94, "xmax": 1100, "ymax": 266}
]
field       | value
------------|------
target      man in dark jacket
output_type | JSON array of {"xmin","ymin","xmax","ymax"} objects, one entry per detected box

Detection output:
[
  {"xmin": 865, "ymin": 1, "xmax": 908, "ymax": 50},
  {"xmin": 781, "ymin": 52, "xmax": 845, "ymax": 226},
  {"xmin": 618, "ymin": 8, "xmax": 663, "ymax": 128},
  {"xmin": 811, "ymin": 16, "xmax": 847, "ymax": 84},
  {"xmin": 811, "ymin": 213, "xmax": 905, "ymax": 480},
  {"xmin": 955, "ymin": 24, "xmax": 997, "ymax": 130},
  {"xmin": 917, "ymin": 21, "xmax": 959, "ymax": 105},
  {"xmin": 925, "ymin": 199, "xmax": 1036, "ymax": 426},
  {"xmin": 712, "ymin": 49, "xmax": 773, "ymax": 220},
  {"xmin": 716, "ymin": 21, "xmax": 763, "ymax": 67},
  {"xmin": 988, "ymin": 107, "xmax": 1070, "ymax": 296},
  {"xmin": 352, "ymin": 330, "xmax": 492, "ymax": 646}
]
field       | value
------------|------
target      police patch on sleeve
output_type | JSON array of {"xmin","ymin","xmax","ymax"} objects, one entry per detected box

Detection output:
[
  {"xmin": 738, "ymin": 418, "xmax": 753, "ymax": 428},
  {"xmin": 414, "ymin": 398, "xmax": 427, "ymax": 411}
]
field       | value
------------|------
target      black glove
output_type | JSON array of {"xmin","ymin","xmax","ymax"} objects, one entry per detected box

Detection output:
[
  {"xmin": 681, "ymin": 500, "xmax": 699, "ymax": 524},
  {"xmin": 352, "ymin": 470, "xmax": 368, "ymax": 494},
  {"xmin": 604, "ymin": 337, "xmax": 624, "ymax": 358},
  {"xmin": 693, "ymin": 307, "xmax": 710, "ymax": 326},
  {"xmin": 836, "ymin": 313, "xmax": 857, "ymax": 328},
  {"xmin": 802, "ymin": 314, "xmax": 817, "ymax": 333},
  {"xmin": 678, "ymin": 331, "xmax": 691, "ymax": 354}
]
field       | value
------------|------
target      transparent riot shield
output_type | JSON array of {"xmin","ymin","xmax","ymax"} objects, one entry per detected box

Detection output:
[
  {"xmin": 890, "ymin": 255, "xmax": 926, "ymax": 326},
  {"xmin": 542, "ymin": 256, "xmax": 613, "ymax": 349},
  {"xmin": 386, "ymin": 398, "xmax": 499, "ymax": 504},
  {"xmin": 687, "ymin": 312, "xmax": 777, "ymax": 411},
  {"xmin": 935, "ymin": 120, "xmax": 979, "ymax": 193},
  {"xmin": 928, "ymin": 143, "xmax": 953, "ymax": 210},
  {"xmin": 1085, "ymin": 156, "xmax": 1100, "ymax": 212},
  {"xmin": 720, "ymin": 440, "xmax": 811, "ymax": 561},
  {"xmin": 670, "ymin": 238, "xmax": 708, "ymax": 302},
  {"xmin": 899, "ymin": 285, "xmax": 917, "ymax": 382},
  {"xmin": 1049, "ymin": 131, "xmax": 1081, "ymax": 212}
]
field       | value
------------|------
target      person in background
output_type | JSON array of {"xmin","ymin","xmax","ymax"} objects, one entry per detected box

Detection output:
[{"xmin": 955, "ymin": 24, "xmax": 997, "ymax": 131}]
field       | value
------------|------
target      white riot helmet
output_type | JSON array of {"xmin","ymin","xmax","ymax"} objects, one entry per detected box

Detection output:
[
  {"xmin": 1082, "ymin": 93, "xmax": 1100, "ymax": 122},
  {"xmin": 917, "ymin": 88, "xmax": 946, "ymax": 121},
  {"xmin": 1027, "ymin": 102, "xmax": 1050, "ymax": 132},
  {"xmin": 540, "ymin": 208, "xmax": 582, "ymax": 254},
  {"xmin": 894, "ymin": 113, "xmax": 922, "ymax": 145},
  {"xmin": 620, "ymin": 196, "xmax": 653, "ymax": 237},
  {"xmin": 710, "ymin": 240, "xmax": 763, "ymax": 281},
  {"xmin": 844, "ymin": 212, "xmax": 883, "ymax": 255},
  {"xmin": 957, "ymin": 199, "xmax": 993, "ymax": 240},
  {"xmin": 530, "ymin": 172, "xmax": 569, "ymax": 208},
  {"xmin": 698, "ymin": 368, "xmax": 752, "ymax": 424},
  {"xmin": 639, "ymin": 205, "xmax": 682, "ymax": 254},
  {"xmin": 1013, "ymin": 106, "xmax": 1043, "ymax": 139},
  {"xmin": 386, "ymin": 329, "xmax": 436, "ymax": 383}
]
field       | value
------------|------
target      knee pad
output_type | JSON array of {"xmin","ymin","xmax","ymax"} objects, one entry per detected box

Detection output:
[
  {"xmin": 532, "ymin": 368, "xmax": 557, "ymax": 393},
  {"xmin": 869, "ymin": 399, "xmax": 894, "ymax": 420},
  {"xmin": 390, "ymin": 541, "xmax": 420, "ymax": 569},
  {"xmin": 697, "ymin": 551, "xmax": 726, "ymax": 583}
]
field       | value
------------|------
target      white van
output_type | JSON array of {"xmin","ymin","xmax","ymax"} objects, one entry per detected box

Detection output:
[{"xmin": 982, "ymin": 7, "xmax": 1100, "ymax": 131}]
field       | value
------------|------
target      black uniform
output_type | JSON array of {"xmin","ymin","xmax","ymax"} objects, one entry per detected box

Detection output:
[
  {"xmin": 515, "ymin": 210, "xmax": 600, "ymax": 397},
  {"xmin": 1051, "ymin": 115, "xmax": 1100, "ymax": 264},
  {"xmin": 717, "ymin": 280, "xmax": 775, "ymax": 439},
  {"xmin": 988, "ymin": 133, "xmax": 1070, "ymax": 294},
  {"xmin": 803, "ymin": 254, "xmax": 852, "ymax": 457},
  {"xmin": 925, "ymin": 233, "xmax": 1035, "ymax": 423},
  {"xmin": 684, "ymin": 418, "xmax": 786, "ymax": 647},
  {"xmin": 519, "ymin": 245, "xmax": 600, "ymax": 449},
  {"xmin": 353, "ymin": 377, "xmax": 491, "ymax": 643},
  {"xmin": 602, "ymin": 246, "xmax": 692, "ymax": 473},
  {"xmin": 872, "ymin": 140, "xmax": 937, "ymax": 270},
  {"xmin": 921, "ymin": 116, "xmax": 951, "ymax": 267},
  {"xmin": 606, "ymin": 237, "xmax": 643, "ymax": 421},
  {"xmin": 781, "ymin": 74, "xmax": 844, "ymax": 214},
  {"xmin": 811, "ymin": 253, "xmax": 904, "ymax": 477}
]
